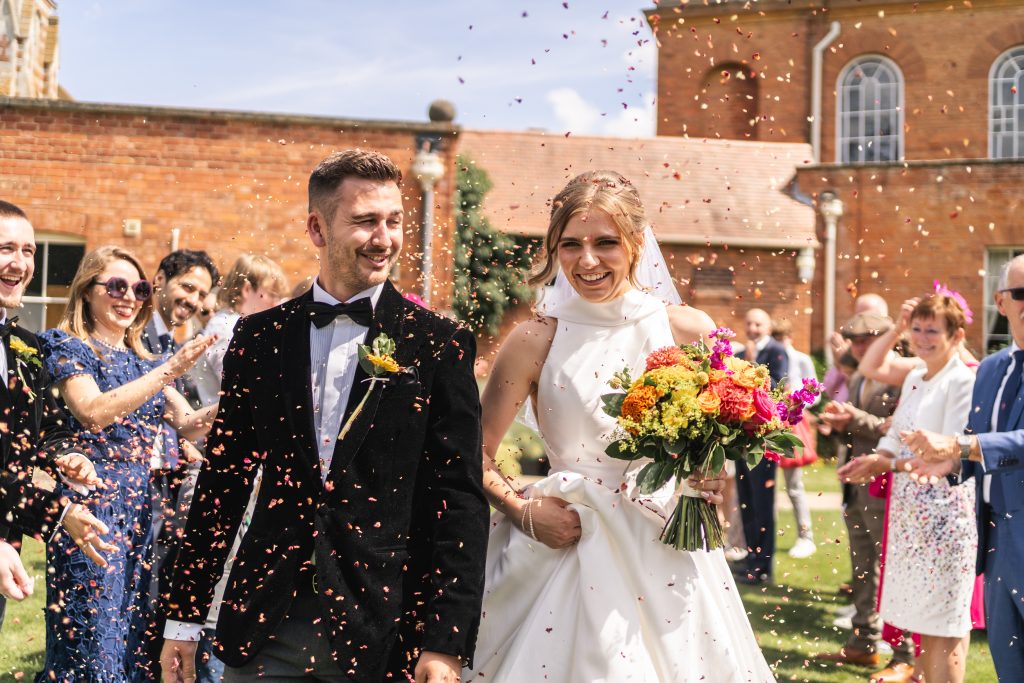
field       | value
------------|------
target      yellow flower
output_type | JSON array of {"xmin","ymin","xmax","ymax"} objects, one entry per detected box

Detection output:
[
  {"xmin": 366, "ymin": 354, "xmax": 400, "ymax": 374},
  {"xmin": 9, "ymin": 338, "xmax": 34, "ymax": 357}
]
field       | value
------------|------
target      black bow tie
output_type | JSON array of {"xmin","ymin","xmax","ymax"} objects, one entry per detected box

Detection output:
[
  {"xmin": 305, "ymin": 299, "xmax": 373, "ymax": 328},
  {"xmin": 0, "ymin": 317, "xmax": 19, "ymax": 340}
]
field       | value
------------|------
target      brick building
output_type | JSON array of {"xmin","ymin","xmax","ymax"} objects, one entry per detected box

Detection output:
[
  {"xmin": 458, "ymin": 129, "xmax": 817, "ymax": 358},
  {"xmin": 0, "ymin": 96, "xmax": 458, "ymax": 330},
  {"xmin": 0, "ymin": 0, "xmax": 62, "ymax": 99},
  {"xmin": 647, "ymin": 0, "xmax": 1024, "ymax": 354}
]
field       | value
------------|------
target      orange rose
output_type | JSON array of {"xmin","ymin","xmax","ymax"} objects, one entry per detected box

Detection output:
[{"xmin": 697, "ymin": 388, "xmax": 721, "ymax": 414}]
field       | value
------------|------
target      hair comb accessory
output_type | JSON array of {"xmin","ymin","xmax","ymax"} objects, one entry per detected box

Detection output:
[{"xmin": 933, "ymin": 280, "xmax": 973, "ymax": 324}]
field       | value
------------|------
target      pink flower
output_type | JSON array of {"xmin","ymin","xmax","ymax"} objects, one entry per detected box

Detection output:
[
  {"xmin": 751, "ymin": 389, "xmax": 776, "ymax": 424},
  {"xmin": 763, "ymin": 449, "xmax": 782, "ymax": 463}
]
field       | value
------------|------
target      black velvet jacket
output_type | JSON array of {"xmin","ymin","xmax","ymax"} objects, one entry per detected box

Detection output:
[
  {"xmin": 164, "ymin": 281, "xmax": 488, "ymax": 681},
  {"xmin": 0, "ymin": 325, "xmax": 80, "ymax": 544}
]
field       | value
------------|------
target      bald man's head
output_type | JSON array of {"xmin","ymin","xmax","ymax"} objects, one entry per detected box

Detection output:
[
  {"xmin": 745, "ymin": 308, "xmax": 772, "ymax": 341},
  {"xmin": 854, "ymin": 293, "xmax": 889, "ymax": 317}
]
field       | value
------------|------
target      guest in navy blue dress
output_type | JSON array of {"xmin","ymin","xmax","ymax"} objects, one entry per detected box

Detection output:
[{"xmin": 35, "ymin": 246, "xmax": 217, "ymax": 682}]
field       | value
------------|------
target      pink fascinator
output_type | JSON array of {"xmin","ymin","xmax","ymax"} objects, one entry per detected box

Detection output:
[{"xmin": 933, "ymin": 280, "xmax": 973, "ymax": 324}]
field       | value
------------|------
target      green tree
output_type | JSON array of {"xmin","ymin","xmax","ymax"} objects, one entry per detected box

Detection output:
[{"xmin": 453, "ymin": 154, "xmax": 536, "ymax": 336}]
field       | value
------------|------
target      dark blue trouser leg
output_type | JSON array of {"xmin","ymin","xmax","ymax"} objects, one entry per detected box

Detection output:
[{"xmin": 736, "ymin": 458, "xmax": 777, "ymax": 578}]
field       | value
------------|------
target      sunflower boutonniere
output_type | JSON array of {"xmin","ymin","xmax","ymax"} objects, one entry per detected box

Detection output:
[
  {"xmin": 338, "ymin": 334, "xmax": 404, "ymax": 441},
  {"xmin": 8, "ymin": 337, "xmax": 41, "ymax": 400}
]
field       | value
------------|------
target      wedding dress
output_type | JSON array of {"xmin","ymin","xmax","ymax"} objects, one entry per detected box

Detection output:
[{"xmin": 464, "ymin": 288, "xmax": 775, "ymax": 682}]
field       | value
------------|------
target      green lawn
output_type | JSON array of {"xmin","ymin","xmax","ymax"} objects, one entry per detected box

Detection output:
[
  {"xmin": 0, "ymin": 462, "xmax": 999, "ymax": 682},
  {"xmin": 756, "ymin": 508, "xmax": 995, "ymax": 682}
]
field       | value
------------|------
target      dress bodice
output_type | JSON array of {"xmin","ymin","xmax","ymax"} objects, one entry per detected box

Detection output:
[{"xmin": 536, "ymin": 289, "xmax": 674, "ymax": 485}]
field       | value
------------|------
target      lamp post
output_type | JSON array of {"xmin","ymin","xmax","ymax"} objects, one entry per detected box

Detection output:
[
  {"xmin": 412, "ymin": 139, "xmax": 445, "ymax": 305},
  {"xmin": 818, "ymin": 191, "xmax": 845, "ymax": 364}
]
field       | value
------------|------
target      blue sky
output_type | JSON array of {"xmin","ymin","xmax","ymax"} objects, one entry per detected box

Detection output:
[{"xmin": 58, "ymin": 1, "xmax": 659, "ymax": 136}]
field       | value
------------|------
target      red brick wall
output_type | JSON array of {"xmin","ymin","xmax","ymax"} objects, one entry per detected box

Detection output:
[
  {"xmin": 650, "ymin": 1, "xmax": 1024, "ymax": 162},
  {"xmin": 798, "ymin": 160, "xmax": 1024, "ymax": 354},
  {"xmin": 0, "ymin": 98, "xmax": 458, "ymax": 305}
]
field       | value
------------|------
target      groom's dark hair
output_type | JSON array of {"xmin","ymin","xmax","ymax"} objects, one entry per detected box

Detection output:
[
  {"xmin": 0, "ymin": 200, "xmax": 28, "ymax": 220},
  {"xmin": 308, "ymin": 149, "xmax": 403, "ymax": 220}
]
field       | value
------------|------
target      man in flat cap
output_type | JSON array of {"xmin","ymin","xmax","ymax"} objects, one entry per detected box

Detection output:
[{"xmin": 817, "ymin": 311, "xmax": 916, "ymax": 681}]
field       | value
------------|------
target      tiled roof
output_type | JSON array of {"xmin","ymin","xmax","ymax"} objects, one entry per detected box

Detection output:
[{"xmin": 457, "ymin": 129, "xmax": 818, "ymax": 248}]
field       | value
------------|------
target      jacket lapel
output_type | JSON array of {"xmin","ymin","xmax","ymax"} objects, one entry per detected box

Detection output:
[
  {"xmin": 1005, "ymin": 351, "xmax": 1024, "ymax": 431},
  {"xmin": 281, "ymin": 291, "xmax": 320, "ymax": 477},
  {"xmin": 325, "ymin": 281, "xmax": 405, "ymax": 482}
]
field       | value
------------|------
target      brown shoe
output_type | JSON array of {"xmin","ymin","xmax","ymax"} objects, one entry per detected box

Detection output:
[
  {"xmin": 815, "ymin": 647, "xmax": 881, "ymax": 667},
  {"xmin": 870, "ymin": 662, "xmax": 915, "ymax": 683}
]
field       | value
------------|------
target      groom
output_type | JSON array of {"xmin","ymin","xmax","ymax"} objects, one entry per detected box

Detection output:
[
  {"xmin": 905, "ymin": 254, "xmax": 1024, "ymax": 682},
  {"xmin": 160, "ymin": 150, "xmax": 489, "ymax": 682}
]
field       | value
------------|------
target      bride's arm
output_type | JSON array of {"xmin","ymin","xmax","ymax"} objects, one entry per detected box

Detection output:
[
  {"xmin": 481, "ymin": 318, "xmax": 582, "ymax": 549},
  {"xmin": 480, "ymin": 318, "xmax": 553, "ymax": 518},
  {"xmin": 666, "ymin": 304, "xmax": 716, "ymax": 346}
]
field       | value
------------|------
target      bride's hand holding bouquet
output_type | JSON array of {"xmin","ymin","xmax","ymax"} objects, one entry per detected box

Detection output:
[{"xmin": 601, "ymin": 327, "xmax": 821, "ymax": 552}]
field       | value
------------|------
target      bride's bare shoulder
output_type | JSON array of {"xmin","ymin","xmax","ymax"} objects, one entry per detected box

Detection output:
[{"xmin": 666, "ymin": 304, "xmax": 716, "ymax": 346}]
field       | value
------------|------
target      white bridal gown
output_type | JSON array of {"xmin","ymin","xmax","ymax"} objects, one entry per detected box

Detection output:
[{"xmin": 464, "ymin": 289, "xmax": 775, "ymax": 683}]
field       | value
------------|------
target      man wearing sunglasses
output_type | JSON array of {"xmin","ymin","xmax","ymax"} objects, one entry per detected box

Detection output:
[
  {"xmin": 0, "ymin": 201, "xmax": 116, "ymax": 629},
  {"xmin": 906, "ymin": 255, "xmax": 1024, "ymax": 682},
  {"xmin": 137, "ymin": 248, "xmax": 219, "ymax": 676}
]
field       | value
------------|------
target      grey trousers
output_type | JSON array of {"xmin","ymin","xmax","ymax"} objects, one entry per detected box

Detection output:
[
  {"xmin": 781, "ymin": 466, "xmax": 813, "ymax": 541},
  {"xmin": 844, "ymin": 484, "xmax": 914, "ymax": 664},
  {"xmin": 222, "ymin": 589, "xmax": 347, "ymax": 682}
]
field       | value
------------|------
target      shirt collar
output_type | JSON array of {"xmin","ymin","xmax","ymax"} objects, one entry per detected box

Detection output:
[
  {"xmin": 311, "ymin": 279, "xmax": 384, "ymax": 310},
  {"xmin": 754, "ymin": 335, "xmax": 771, "ymax": 352},
  {"xmin": 152, "ymin": 312, "xmax": 172, "ymax": 338}
]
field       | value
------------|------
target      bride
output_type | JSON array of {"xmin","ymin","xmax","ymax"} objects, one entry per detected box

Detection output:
[{"xmin": 464, "ymin": 171, "xmax": 775, "ymax": 682}]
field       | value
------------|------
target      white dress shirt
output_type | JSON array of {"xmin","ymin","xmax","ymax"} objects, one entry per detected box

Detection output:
[
  {"xmin": 980, "ymin": 342, "xmax": 1022, "ymax": 503},
  {"xmin": 188, "ymin": 309, "xmax": 241, "ymax": 407},
  {"xmin": 165, "ymin": 280, "xmax": 382, "ymax": 642},
  {"xmin": 310, "ymin": 281, "xmax": 383, "ymax": 482}
]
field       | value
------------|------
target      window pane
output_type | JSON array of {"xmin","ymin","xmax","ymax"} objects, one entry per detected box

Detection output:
[
  {"xmin": 46, "ymin": 244, "xmax": 84, "ymax": 298},
  {"xmin": 26, "ymin": 248, "xmax": 43, "ymax": 297},
  {"xmin": 838, "ymin": 57, "xmax": 902, "ymax": 164},
  {"xmin": 17, "ymin": 302, "xmax": 45, "ymax": 334}
]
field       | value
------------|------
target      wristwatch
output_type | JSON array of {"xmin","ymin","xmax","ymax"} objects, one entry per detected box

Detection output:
[{"xmin": 957, "ymin": 434, "xmax": 972, "ymax": 459}]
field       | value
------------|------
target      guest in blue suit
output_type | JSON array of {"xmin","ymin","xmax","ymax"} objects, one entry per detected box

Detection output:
[
  {"xmin": 907, "ymin": 254, "xmax": 1024, "ymax": 682},
  {"xmin": 733, "ymin": 307, "xmax": 789, "ymax": 585}
]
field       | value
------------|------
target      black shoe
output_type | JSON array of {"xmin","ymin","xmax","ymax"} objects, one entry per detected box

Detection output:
[{"xmin": 734, "ymin": 571, "xmax": 770, "ymax": 586}]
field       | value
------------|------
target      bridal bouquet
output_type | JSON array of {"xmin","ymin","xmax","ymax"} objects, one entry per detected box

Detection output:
[{"xmin": 601, "ymin": 328, "xmax": 821, "ymax": 552}]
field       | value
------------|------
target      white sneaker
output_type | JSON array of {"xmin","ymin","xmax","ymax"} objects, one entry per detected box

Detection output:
[
  {"xmin": 724, "ymin": 546, "xmax": 749, "ymax": 563},
  {"xmin": 788, "ymin": 537, "xmax": 817, "ymax": 559}
]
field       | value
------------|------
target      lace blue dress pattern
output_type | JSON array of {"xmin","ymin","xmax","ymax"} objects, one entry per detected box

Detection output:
[{"xmin": 35, "ymin": 329, "xmax": 166, "ymax": 682}]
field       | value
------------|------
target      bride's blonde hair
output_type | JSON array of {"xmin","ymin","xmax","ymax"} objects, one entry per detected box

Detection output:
[{"xmin": 529, "ymin": 170, "xmax": 647, "ymax": 288}]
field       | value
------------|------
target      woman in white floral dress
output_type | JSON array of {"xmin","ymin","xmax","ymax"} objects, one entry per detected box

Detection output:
[{"xmin": 839, "ymin": 294, "xmax": 976, "ymax": 683}]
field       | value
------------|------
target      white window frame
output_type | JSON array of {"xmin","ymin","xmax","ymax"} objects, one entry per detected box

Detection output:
[
  {"xmin": 836, "ymin": 55, "xmax": 905, "ymax": 164},
  {"xmin": 20, "ymin": 232, "xmax": 86, "ymax": 334},
  {"xmin": 989, "ymin": 46, "xmax": 1024, "ymax": 159},
  {"xmin": 984, "ymin": 247, "xmax": 1024, "ymax": 353}
]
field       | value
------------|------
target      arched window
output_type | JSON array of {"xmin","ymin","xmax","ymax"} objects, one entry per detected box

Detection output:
[
  {"xmin": 989, "ymin": 46, "xmax": 1024, "ymax": 159},
  {"xmin": 836, "ymin": 56, "xmax": 903, "ymax": 163}
]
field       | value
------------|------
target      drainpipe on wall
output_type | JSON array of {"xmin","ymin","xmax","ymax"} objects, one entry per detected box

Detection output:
[
  {"xmin": 811, "ymin": 21, "xmax": 841, "ymax": 163},
  {"xmin": 818, "ymin": 192, "xmax": 845, "ymax": 364},
  {"xmin": 811, "ymin": 22, "xmax": 842, "ymax": 362}
]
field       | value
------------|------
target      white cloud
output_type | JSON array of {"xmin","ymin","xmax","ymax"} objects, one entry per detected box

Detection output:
[
  {"xmin": 547, "ymin": 87, "xmax": 655, "ymax": 138},
  {"xmin": 547, "ymin": 87, "xmax": 602, "ymax": 134}
]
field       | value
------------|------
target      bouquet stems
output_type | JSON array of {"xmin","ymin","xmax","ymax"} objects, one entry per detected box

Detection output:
[{"xmin": 660, "ymin": 496, "xmax": 724, "ymax": 552}]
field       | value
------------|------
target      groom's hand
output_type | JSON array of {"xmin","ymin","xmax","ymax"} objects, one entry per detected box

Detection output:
[
  {"xmin": 414, "ymin": 650, "xmax": 461, "ymax": 682},
  {"xmin": 161, "ymin": 639, "xmax": 198, "ymax": 683}
]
